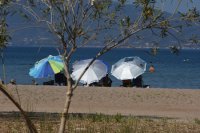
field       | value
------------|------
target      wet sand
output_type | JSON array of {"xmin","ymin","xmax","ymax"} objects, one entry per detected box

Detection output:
[{"xmin": 1, "ymin": 85, "xmax": 200, "ymax": 120}]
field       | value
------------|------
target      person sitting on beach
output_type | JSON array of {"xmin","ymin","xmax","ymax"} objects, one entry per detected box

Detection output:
[
  {"xmin": 101, "ymin": 74, "xmax": 112, "ymax": 87},
  {"xmin": 133, "ymin": 75, "xmax": 143, "ymax": 87},
  {"xmin": 132, "ymin": 75, "xmax": 150, "ymax": 88},
  {"xmin": 89, "ymin": 82, "xmax": 101, "ymax": 87},
  {"xmin": 54, "ymin": 72, "xmax": 75, "ymax": 86},
  {"xmin": 132, "ymin": 75, "xmax": 143, "ymax": 87},
  {"xmin": 55, "ymin": 72, "xmax": 66, "ymax": 86},
  {"xmin": 122, "ymin": 79, "xmax": 132, "ymax": 87},
  {"xmin": 43, "ymin": 80, "xmax": 54, "ymax": 85},
  {"xmin": 32, "ymin": 79, "xmax": 38, "ymax": 85},
  {"xmin": 10, "ymin": 79, "xmax": 16, "ymax": 85},
  {"xmin": 0, "ymin": 78, "xmax": 4, "ymax": 84}
]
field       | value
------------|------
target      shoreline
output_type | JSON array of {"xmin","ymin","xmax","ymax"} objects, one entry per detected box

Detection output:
[{"xmin": 1, "ymin": 85, "xmax": 200, "ymax": 120}]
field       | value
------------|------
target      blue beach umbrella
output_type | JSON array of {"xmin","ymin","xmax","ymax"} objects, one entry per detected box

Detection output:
[{"xmin": 29, "ymin": 55, "xmax": 64, "ymax": 78}]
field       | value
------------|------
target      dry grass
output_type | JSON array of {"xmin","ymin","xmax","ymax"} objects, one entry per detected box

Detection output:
[{"xmin": 1, "ymin": 112, "xmax": 200, "ymax": 133}]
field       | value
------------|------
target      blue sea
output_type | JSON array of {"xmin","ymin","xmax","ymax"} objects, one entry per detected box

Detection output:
[{"xmin": 0, "ymin": 46, "xmax": 200, "ymax": 89}]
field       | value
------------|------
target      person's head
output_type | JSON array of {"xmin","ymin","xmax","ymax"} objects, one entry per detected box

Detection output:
[
  {"xmin": 10, "ymin": 79, "xmax": 16, "ymax": 84},
  {"xmin": 149, "ymin": 65, "xmax": 155, "ymax": 73}
]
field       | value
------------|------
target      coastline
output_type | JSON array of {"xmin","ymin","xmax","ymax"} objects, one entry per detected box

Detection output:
[
  {"xmin": 5, "ymin": 45, "xmax": 200, "ymax": 50},
  {"xmin": 1, "ymin": 85, "xmax": 200, "ymax": 120}
]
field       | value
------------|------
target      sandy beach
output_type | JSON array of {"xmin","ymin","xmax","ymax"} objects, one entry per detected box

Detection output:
[{"xmin": 1, "ymin": 85, "xmax": 200, "ymax": 120}]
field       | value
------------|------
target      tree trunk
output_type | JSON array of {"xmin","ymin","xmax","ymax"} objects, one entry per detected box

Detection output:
[
  {"xmin": 0, "ymin": 84, "xmax": 38, "ymax": 133},
  {"xmin": 58, "ymin": 64, "xmax": 73, "ymax": 133},
  {"xmin": 58, "ymin": 86, "xmax": 73, "ymax": 133}
]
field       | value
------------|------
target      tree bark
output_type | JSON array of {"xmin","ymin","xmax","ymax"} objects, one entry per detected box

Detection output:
[
  {"xmin": 58, "ymin": 86, "xmax": 73, "ymax": 133},
  {"xmin": 58, "ymin": 62, "xmax": 73, "ymax": 133},
  {"xmin": 0, "ymin": 84, "xmax": 38, "ymax": 133}
]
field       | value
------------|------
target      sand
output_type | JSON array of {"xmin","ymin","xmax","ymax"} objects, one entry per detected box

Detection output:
[{"xmin": 1, "ymin": 85, "xmax": 200, "ymax": 120}]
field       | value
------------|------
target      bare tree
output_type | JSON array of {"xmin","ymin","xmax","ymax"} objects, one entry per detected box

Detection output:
[
  {"xmin": 1, "ymin": 0, "xmax": 200, "ymax": 132},
  {"xmin": 0, "ymin": 1, "xmax": 38, "ymax": 132}
]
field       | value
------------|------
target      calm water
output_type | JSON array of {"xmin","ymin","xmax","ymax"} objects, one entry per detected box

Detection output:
[{"xmin": 1, "ymin": 46, "xmax": 200, "ymax": 89}]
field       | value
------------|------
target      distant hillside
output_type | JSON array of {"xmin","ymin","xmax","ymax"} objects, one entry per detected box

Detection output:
[{"xmin": 6, "ymin": 2, "xmax": 200, "ymax": 49}]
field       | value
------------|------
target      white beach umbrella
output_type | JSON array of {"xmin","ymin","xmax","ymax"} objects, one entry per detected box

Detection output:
[
  {"xmin": 111, "ymin": 56, "xmax": 146, "ymax": 80},
  {"xmin": 71, "ymin": 59, "xmax": 108, "ymax": 85}
]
